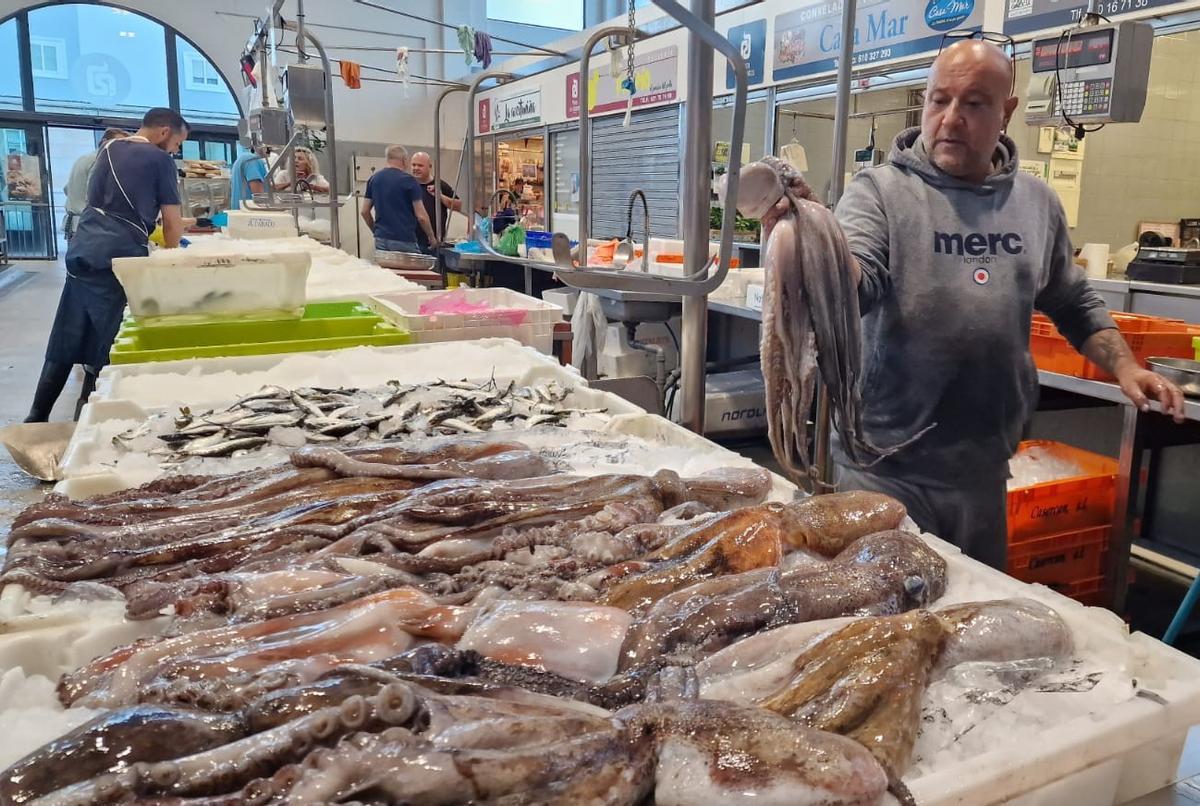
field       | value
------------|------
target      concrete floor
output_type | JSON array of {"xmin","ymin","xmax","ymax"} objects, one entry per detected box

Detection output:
[{"xmin": 0, "ymin": 259, "xmax": 83, "ymax": 529}]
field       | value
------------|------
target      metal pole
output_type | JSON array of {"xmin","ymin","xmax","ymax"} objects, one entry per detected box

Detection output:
[
  {"xmin": 433, "ymin": 85, "xmax": 467, "ymax": 244},
  {"xmin": 815, "ymin": 0, "xmax": 858, "ymax": 488},
  {"xmin": 300, "ymin": 29, "xmax": 340, "ymax": 249},
  {"xmin": 463, "ymin": 71, "xmax": 516, "ymax": 245},
  {"xmin": 577, "ymin": 26, "xmax": 636, "ymax": 259},
  {"xmin": 679, "ymin": 0, "xmax": 715, "ymax": 435}
]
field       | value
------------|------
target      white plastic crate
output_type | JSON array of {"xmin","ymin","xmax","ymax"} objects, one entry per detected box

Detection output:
[
  {"xmin": 224, "ymin": 209, "xmax": 299, "ymax": 240},
  {"xmin": 112, "ymin": 250, "xmax": 311, "ymax": 320},
  {"xmin": 367, "ymin": 289, "xmax": 562, "ymax": 354}
]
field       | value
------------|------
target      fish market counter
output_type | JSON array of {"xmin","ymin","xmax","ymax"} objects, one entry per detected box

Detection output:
[
  {"xmin": 1037, "ymin": 370, "xmax": 1200, "ymax": 611},
  {"xmin": 3, "ymin": 340, "xmax": 1200, "ymax": 804}
]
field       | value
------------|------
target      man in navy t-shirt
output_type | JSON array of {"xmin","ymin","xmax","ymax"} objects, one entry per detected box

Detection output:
[
  {"xmin": 361, "ymin": 145, "xmax": 437, "ymax": 255},
  {"xmin": 28, "ymin": 107, "xmax": 186, "ymax": 422}
]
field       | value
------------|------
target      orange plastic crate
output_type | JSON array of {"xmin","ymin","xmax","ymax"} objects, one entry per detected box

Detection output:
[
  {"xmin": 1007, "ymin": 441, "xmax": 1118, "ymax": 543},
  {"xmin": 1007, "ymin": 525, "xmax": 1109, "ymax": 586},
  {"xmin": 1029, "ymin": 313, "xmax": 1200, "ymax": 381}
]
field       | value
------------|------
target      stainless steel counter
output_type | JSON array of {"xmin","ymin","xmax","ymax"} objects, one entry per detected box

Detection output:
[
  {"xmin": 708, "ymin": 299, "xmax": 762, "ymax": 321},
  {"xmin": 1088, "ymin": 277, "xmax": 1200, "ymax": 322},
  {"xmin": 1038, "ymin": 369, "xmax": 1200, "ymax": 610}
]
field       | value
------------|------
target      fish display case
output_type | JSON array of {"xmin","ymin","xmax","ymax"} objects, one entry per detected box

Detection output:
[{"xmin": 7, "ymin": 345, "xmax": 1200, "ymax": 805}]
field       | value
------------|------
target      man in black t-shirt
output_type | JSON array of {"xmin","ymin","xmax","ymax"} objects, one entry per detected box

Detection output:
[
  {"xmin": 409, "ymin": 151, "xmax": 460, "ymax": 253},
  {"xmin": 361, "ymin": 145, "xmax": 437, "ymax": 255}
]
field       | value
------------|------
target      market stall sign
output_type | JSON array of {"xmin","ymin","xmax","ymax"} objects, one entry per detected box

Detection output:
[
  {"xmin": 491, "ymin": 89, "xmax": 542, "ymax": 132},
  {"xmin": 772, "ymin": 0, "xmax": 983, "ymax": 82},
  {"xmin": 478, "ymin": 98, "xmax": 492, "ymax": 135},
  {"xmin": 726, "ymin": 18, "xmax": 767, "ymax": 90},
  {"xmin": 567, "ymin": 45, "xmax": 679, "ymax": 119},
  {"xmin": 1004, "ymin": 0, "xmax": 1177, "ymax": 36}
]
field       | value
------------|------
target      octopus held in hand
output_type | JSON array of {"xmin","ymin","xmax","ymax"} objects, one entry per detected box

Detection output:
[{"xmin": 733, "ymin": 157, "xmax": 930, "ymax": 488}]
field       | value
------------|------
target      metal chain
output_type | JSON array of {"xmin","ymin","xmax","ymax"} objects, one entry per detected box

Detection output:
[{"xmin": 626, "ymin": 0, "xmax": 636, "ymax": 91}]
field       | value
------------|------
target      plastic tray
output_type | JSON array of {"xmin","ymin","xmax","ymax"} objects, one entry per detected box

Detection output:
[
  {"xmin": 1007, "ymin": 440, "xmax": 1118, "ymax": 543},
  {"xmin": 367, "ymin": 289, "xmax": 562, "ymax": 355},
  {"xmin": 1030, "ymin": 312, "xmax": 1200, "ymax": 381},
  {"xmin": 113, "ymin": 250, "xmax": 311, "ymax": 321},
  {"xmin": 1007, "ymin": 524, "xmax": 1109, "ymax": 588},
  {"xmin": 223, "ymin": 209, "xmax": 299, "ymax": 240},
  {"xmin": 109, "ymin": 302, "xmax": 412, "ymax": 364}
]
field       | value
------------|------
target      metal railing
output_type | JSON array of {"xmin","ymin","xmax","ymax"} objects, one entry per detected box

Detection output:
[{"xmin": 0, "ymin": 202, "xmax": 57, "ymax": 260}]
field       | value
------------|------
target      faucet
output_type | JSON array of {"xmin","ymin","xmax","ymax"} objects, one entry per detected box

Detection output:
[{"xmin": 625, "ymin": 189, "xmax": 651, "ymax": 272}]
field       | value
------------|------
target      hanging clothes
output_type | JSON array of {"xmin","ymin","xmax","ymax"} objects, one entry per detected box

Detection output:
[
  {"xmin": 339, "ymin": 60, "xmax": 362, "ymax": 89},
  {"xmin": 457, "ymin": 26, "xmax": 476, "ymax": 65},
  {"xmin": 473, "ymin": 31, "xmax": 493, "ymax": 69}
]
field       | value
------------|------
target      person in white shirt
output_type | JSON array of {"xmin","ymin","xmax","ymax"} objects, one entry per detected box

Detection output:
[
  {"xmin": 272, "ymin": 146, "xmax": 330, "ymax": 194},
  {"xmin": 62, "ymin": 128, "xmax": 127, "ymax": 241}
]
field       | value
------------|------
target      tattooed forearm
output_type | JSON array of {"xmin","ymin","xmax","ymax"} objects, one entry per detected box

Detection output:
[{"xmin": 1081, "ymin": 328, "xmax": 1136, "ymax": 376}]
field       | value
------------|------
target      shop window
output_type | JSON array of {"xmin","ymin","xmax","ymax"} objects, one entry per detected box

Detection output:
[
  {"xmin": 0, "ymin": 20, "xmax": 20, "ymax": 110},
  {"xmin": 29, "ymin": 37, "xmax": 67, "ymax": 79},
  {"xmin": 185, "ymin": 55, "xmax": 223, "ymax": 93},
  {"xmin": 175, "ymin": 37, "xmax": 240, "ymax": 126}
]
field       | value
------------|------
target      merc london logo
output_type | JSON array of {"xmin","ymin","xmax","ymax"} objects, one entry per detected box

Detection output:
[{"xmin": 934, "ymin": 231, "xmax": 1024, "ymax": 270}]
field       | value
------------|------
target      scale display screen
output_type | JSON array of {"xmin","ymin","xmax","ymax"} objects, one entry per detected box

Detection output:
[{"xmin": 1032, "ymin": 28, "xmax": 1115, "ymax": 73}]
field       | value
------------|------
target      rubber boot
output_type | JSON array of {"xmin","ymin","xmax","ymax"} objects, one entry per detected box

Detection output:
[
  {"xmin": 74, "ymin": 367, "xmax": 99, "ymax": 421},
  {"xmin": 24, "ymin": 360, "xmax": 73, "ymax": 423}
]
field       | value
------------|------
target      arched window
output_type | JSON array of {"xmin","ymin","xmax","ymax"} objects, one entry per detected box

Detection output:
[{"xmin": 1, "ymin": 3, "xmax": 240, "ymax": 125}]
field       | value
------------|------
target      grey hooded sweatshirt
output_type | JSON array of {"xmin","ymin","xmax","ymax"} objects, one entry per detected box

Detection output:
[{"xmin": 833, "ymin": 127, "xmax": 1115, "ymax": 484}]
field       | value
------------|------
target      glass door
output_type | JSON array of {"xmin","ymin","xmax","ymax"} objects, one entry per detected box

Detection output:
[{"xmin": 0, "ymin": 121, "xmax": 57, "ymax": 260}]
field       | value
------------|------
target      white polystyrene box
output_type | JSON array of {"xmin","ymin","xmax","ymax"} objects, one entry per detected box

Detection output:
[
  {"xmin": 224, "ymin": 209, "xmax": 300, "ymax": 240},
  {"xmin": 112, "ymin": 250, "xmax": 311, "ymax": 319}
]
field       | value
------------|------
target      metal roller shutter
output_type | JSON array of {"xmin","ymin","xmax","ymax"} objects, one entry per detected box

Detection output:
[{"xmin": 589, "ymin": 105, "xmax": 681, "ymax": 241}]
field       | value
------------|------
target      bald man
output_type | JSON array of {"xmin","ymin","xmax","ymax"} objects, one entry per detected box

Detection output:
[
  {"xmin": 409, "ymin": 151, "xmax": 461, "ymax": 253},
  {"xmin": 821, "ymin": 40, "xmax": 1184, "ymax": 569}
]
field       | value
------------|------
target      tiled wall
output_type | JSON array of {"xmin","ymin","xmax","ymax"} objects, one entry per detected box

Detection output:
[{"xmin": 1008, "ymin": 29, "xmax": 1200, "ymax": 249}]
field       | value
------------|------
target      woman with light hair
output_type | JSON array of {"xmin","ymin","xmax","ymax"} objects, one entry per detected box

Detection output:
[{"xmin": 272, "ymin": 145, "xmax": 330, "ymax": 193}]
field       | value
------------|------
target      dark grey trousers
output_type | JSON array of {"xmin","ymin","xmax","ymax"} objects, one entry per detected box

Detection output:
[{"xmin": 834, "ymin": 462, "xmax": 1008, "ymax": 571}]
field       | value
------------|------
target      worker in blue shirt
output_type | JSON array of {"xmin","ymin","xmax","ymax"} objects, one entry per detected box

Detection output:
[
  {"xmin": 360, "ymin": 145, "xmax": 438, "ymax": 255},
  {"xmin": 26, "ymin": 108, "xmax": 188, "ymax": 422},
  {"xmin": 229, "ymin": 144, "xmax": 268, "ymax": 210}
]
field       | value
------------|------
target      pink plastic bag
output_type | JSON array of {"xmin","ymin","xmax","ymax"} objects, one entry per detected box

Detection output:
[{"xmin": 418, "ymin": 289, "xmax": 528, "ymax": 326}]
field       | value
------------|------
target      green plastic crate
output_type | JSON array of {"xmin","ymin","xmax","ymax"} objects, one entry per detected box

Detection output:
[{"xmin": 110, "ymin": 302, "xmax": 412, "ymax": 364}]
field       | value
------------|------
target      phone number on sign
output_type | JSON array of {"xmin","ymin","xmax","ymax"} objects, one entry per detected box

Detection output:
[
  {"xmin": 1070, "ymin": 0, "xmax": 1149, "ymax": 18},
  {"xmin": 852, "ymin": 47, "xmax": 893, "ymax": 66}
]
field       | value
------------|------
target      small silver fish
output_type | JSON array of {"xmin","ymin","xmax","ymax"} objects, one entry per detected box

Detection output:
[
  {"xmin": 230, "ymin": 412, "xmax": 304, "ymax": 432},
  {"xmin": 114, "ymin": 422, "xmax": 152, "ymax": 446},
  {"xmin": 440, "ymin": 418, "xmax": 482, "ymax": 433},
  {"xmin": 240, "ymin": 398, "xmax": 297, "ymax": 414},
  {"xmin": 326, "ymin": 405, "xmax": 359, "ymax": 420},
  {"xmin": 391, "ymin": 400, "xmax": 422, "ymax": 421},
  {"xmin": 291, "ymin": 392, "xmax": 326, "ymax": 419},
  {"xmin": 179, "ymin": 421, "xmax": 225, "ymax": 437},
  {"xmin": 173, "ymin": 407, "xmax": 193, "ymax": 429},
  {"xmin": 474, "ymin": 404, "xmax": 511, "ymax": 426},
  {"xmin": 317, "ymin": 414, "xmax": 389, "ymax": 437},
  {"xmin": 182, "ymin": 436, "xmax": 267, "ymax": 457},
  {"xmin": 202, "ymin": 410, "xmax": 250, "ymax": 427},
  {"xmin": 306, "ymin": 433, "xmax": 338, "ymax": 443},
  {"xmin": 182, "ymin": 432, "xmax": 232, "ymax": 452},
  {"xmin": 237, "ymin": 385, "xmax": 290, "ymax": 405},
  {"xmin": 524, "ymin": 414, "xmax": 559, "ymax": 428}
]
